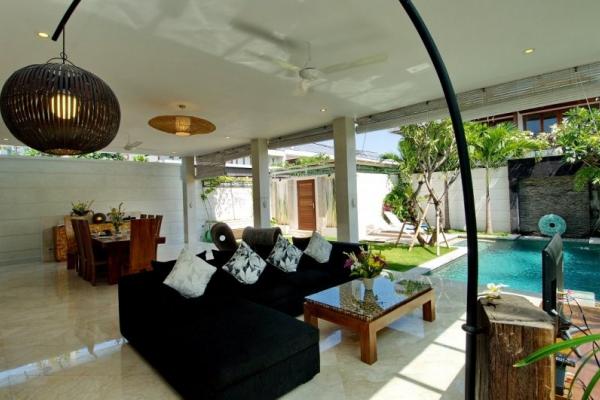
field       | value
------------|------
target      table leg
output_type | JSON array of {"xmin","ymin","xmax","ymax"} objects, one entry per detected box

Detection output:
[
  {"xmin": 359, "ymin": 324, "xmax": 377, "ymax": 364},
  {"xmin": 303, "ymin": 304, "xmax": 318, "ymax": 328},
  {"xmin": 423, "ymin": 297, "xmax": 436, "ymax": 322}
]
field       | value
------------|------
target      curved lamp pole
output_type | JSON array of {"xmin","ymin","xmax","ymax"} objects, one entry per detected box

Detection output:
[
  {"xmin": 46, "ymin": 0, "xmax": 481, "ymax": 398},
  {"xmin": 398, "ymin": 1, "xmax": 480, "ymax": 399}
]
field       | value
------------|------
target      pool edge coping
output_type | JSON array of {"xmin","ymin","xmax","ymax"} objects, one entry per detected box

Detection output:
[{"xmin": 385, "ymin": 246, "xmax": 468, "ymax": 281}]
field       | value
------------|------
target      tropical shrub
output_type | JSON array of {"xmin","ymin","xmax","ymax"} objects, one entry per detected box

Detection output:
[{"xmin": 555, "ymin": 107, "xmax": 600, "ymax": 190}]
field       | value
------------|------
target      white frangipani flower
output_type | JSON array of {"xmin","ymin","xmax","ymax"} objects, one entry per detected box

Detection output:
[{"xmin": 483, "ymin": 283, "xmax": 508, "ymax": 299}]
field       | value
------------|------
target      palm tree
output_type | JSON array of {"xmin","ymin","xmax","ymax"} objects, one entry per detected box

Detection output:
[{"xmin": 466, "ymin": 122, "xmax": 547, "ymax": 234}]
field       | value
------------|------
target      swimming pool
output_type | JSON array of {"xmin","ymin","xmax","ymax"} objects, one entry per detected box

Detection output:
[{"xmin": 427, "ymin": 239, "xmax": 600, "ymax": 298}]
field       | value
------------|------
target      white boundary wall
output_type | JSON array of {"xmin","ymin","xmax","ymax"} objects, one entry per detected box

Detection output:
[
  {"xmin": 412, "ymin": 166, "xmax": 511, "ymax": 233},
  {"xmin": 200, "ymin": 185, "xmax": 254, "ymax": 229},
  {"xmin": 0, "ymin": 156, "xmax": 184, "ymax": 266}
]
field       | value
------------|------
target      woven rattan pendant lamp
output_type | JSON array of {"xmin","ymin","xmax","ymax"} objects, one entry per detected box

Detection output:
[
  {"xmin": 148, "ymin": 104, "xmax": 216, "ymax": 137},
  {"xmin": 0, "ymin": 0, "xmax": 120, "ymax": 155}
]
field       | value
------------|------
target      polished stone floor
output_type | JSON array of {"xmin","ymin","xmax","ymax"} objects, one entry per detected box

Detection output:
[{"xmin": 0, "ymin": 261, "xmax": 468, "ymax": 399}]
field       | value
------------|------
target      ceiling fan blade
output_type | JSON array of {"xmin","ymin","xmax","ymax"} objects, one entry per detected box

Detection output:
[
  {"xmin": 231, "ymin": 19, "xmax": 299, "ymax": 49},
  {"xmin": 320, "ymin": 53, "xmax": 388, "ymax": 75},
  {"xmin": 244, "ymin": 50, "xmax": 301, "ymax": 72},
  {"xmin": 292, "ymin": 79, "xmax": 310, "ymax": 97},
  {"xmin": 124, "ymin": 140, "xmax": 143, "ymax": 150}
]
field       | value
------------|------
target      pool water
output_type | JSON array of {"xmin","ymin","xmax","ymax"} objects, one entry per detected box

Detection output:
[{"xmin": 427, "ymin": 239, "xmax": 600, "ymax": 297}]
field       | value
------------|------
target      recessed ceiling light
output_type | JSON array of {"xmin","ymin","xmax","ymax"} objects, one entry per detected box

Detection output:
[
  {"xmin": 225, "ymin": 136, "xmax": 230, "ymax": 139},
  {"xmin": 320, "ymin": 108, "xmax": 327, "ymax": 113},
  {"xmin": 37, "ymin": 32, "xmax": 49, "ymax": 38},
  {"xmin": 523, "ymin": 48, "xmax": 535, "ymax": 55},
  {"xmin": 2, "ymin": 138, "xmax": 8, "ymax": 141}
]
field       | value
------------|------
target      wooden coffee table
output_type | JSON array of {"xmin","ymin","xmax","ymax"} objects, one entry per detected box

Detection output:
[{"xmin": 304, "ymin": 278, "xmax": 435, "ymax": 364}]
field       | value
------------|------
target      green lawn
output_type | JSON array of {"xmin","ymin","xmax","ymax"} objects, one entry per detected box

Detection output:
[
  {"xmin": 366, "ymin": 243, "xmax": 456, "ymax": 272},
  {"xmin": 284, "ymin": 234, "xmax": 454, "ymax": 272},
  {"xmin": 446, "ymin": 229, "xmax": 509, "ymax": 237}
]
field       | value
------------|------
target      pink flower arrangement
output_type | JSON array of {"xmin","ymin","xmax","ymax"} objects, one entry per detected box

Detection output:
[{"xmin": 344, "ymin": 250, "xmax": 391, "ymax": 279}]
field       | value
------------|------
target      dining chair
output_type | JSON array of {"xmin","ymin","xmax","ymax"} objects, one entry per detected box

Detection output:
[
  {"xmin": 153, "ymin": 215, "xmax": 163, "ymax": 255},
  {"xmin": 129, "ymin": 219, "xmax": 158, "ymax": 274},
  {"xmin": 64, "ymin": 216, "xmax": 78, "ymax": 271},
  {"xmin": 147, "ymin": 214, "xmax": 155, "ymax": 219},
  {"xmin": 140, "ymin": 214, "xmax": 147, "ymax": 219},
  {"xmin": 71, "ymin": 218, "xmax": 86, "ymax": 278},
  {"xmin": 76, "ymin": 219, "xmax": 107, "ymax": 286}
]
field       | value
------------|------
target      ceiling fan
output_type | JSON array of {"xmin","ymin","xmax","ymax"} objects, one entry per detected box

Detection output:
[
  {"xmin": 123, "ymin": 134, "xmax": 143, "ymax": 151},
  {"xmin": 248, "ymin": 42, "xmax": 388, "ymax": 95}
]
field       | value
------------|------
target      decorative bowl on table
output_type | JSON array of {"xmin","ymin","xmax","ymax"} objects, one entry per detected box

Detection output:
[{"xmin": 92, "ymin": 213, "xmax": 107, "ymax": 224}]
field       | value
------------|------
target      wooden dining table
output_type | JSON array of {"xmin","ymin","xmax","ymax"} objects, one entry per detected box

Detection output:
[{"xmin": 92, "ymin": 234, "xmax": 166, "ymax": 284}]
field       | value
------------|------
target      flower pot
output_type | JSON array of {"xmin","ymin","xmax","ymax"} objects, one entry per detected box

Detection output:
[{"xmin": 362, "ymin": 278, "xmax": 375, "ymax": 291}]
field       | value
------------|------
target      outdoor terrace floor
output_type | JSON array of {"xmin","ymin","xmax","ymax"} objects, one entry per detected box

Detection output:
[
  {"xmin": 3, "ymin": 256, "xmax": 599, "ymax": 399},
  {"xmin": 3, "ymin": 259, "xmax": 598, "ymax": 399},
  {"xmin": 0, "ymin": 260, "xmax": 469, "ymax": 399}
]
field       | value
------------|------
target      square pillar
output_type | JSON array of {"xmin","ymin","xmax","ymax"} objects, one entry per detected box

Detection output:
[
  {"xmin": 333, "ymin": 117, "xmax": 359, "ymax": 242},
  {"xmin": 181, "ymin": 156, "xmax": 198, "ymax": 244},
  {"xmin": 251, "ymin": 138, "xmax": 270, "ymax": 228}
]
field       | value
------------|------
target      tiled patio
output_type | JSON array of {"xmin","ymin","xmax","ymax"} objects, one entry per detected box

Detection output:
[{"xmin": 0, "ymin": 261, "xmax": 470, "ymax": 400}]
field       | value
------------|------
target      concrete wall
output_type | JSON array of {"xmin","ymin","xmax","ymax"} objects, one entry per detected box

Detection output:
[
  {"xmin": 357, "ymin": 173, "xmax": 395, "ymax": 236},
  {"xmin": 270, "ymin": 172, "xmax": 394, "ymax": 238},
  {"xmin": 201, "ymin": 185, "xmax": 254, "ymax": 229},
  {"xmin": 0, "ymin": 156, "xmax": 184, "ymax": 266},
  {"xmin": 413, "ymin": 167, "xmax": 511, "ymax": 233}
]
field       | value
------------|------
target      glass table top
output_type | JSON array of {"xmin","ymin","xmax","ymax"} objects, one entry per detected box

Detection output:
[{"xmin": 305, "ymin": 277, "xmax": 431, "ymax": 321}]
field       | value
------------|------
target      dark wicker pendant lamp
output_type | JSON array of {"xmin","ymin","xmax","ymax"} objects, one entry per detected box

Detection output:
[{"xmin": 0, "ymin": 0, "xmax": 120, "ymax": 155}]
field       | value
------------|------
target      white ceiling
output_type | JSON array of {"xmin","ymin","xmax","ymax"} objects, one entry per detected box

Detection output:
[{"xmin": 1, "ymin": 0, "xmax": 600, "ymax": 156}]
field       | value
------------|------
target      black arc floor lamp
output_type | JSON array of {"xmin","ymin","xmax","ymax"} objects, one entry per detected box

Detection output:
[
  {"xmin": 397, "ymin": 1, "xmax": 480, "ymax": 399},
  {"xmin": 10, "ymin": 0, "xmax": 481, "ymax": 398}
]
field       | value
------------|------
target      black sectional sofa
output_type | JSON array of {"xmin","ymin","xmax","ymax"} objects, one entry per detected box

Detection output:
[{"xmin": 119, "ymin": 238, "xmax": 365, "ymax": 400}]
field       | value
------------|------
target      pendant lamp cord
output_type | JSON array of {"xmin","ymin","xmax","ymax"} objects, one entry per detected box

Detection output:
[{"xmin": 60, "ymin": 28, "xmax": 67, "ymax": 64}]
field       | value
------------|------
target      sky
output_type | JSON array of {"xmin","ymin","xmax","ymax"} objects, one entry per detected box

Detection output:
[
  {"xmin": 355, "ymin": 129, "xmax": 401, "ymax": 155},
  {"xmin": 305, "ymin": 129, "xmax": 401, "ymax": 157}
]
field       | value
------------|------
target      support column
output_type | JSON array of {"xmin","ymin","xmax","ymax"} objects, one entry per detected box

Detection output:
[
  {"xmin": 251, "ymin": 138, "xmax": 270, "ymax": 228},
  {"xmin": 516, "ymin": 112, "xmax": 524, "ymax": 131},
  {"xmin": 333, "ymin": 117, "xmax": 359, "ymax": 242},
  {"xmin": 181, "ymin": 156, "xmax": 198, "ymax": 244}
]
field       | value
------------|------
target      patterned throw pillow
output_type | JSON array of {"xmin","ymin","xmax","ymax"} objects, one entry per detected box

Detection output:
[
  {"xmin": 303, "ymin": 231, "xmax": 332, "ymax": 263},
  {"xmin": 266, "ymin": 235, "xmax": 303, "ymax": 272},
  {"xmin": 222, "ymin": 241, "xmax": 267, "ymax": 284},
  {"xmin": 163, "ymin": 248, "xmax": 217, "ymax": 298}
]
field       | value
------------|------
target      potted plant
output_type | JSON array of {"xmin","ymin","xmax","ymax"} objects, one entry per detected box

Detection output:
[
  {"xmin": 107, "ymin": 202, "xmax": 125, "ymax": 235},
  {"xmin": 71, "ymin": 200, "xmax": 94, "ymax": 217},
  {"xmin": 344, "ymin": 250, "xmax": 392, "ymax": 290}
]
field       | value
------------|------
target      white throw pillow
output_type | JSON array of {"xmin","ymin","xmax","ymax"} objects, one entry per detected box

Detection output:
[
  {"xmin": 163, "ymin": 248, "xmax": 217, "ymax": 298},
  {"xmin": 222, "ymin": 241, "xmax": 267, "ymax": 284},
  {"xmin": 303, "ymin": 231, "xmax": 332, "ymax": 263},
  {"xmin": 266, "ymin": 235, "xmax": 303, "ymax": 273}
]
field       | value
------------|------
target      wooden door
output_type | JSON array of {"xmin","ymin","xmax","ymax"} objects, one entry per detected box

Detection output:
[{"xmin": 297, "ymin": 180, "xmax": 316, "ymax": 231}]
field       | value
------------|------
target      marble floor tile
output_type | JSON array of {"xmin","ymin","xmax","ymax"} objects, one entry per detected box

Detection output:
[{"xmin": 1, "ymin": 261, "xmax": 471, "ymax": 399}]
